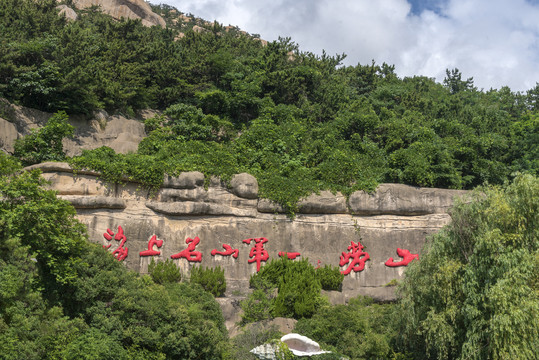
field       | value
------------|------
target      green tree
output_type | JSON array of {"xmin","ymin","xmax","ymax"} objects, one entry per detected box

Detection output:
[
  {"xmin": 294, "ymin": 297, "xmax": 397, "ymax": 360},
  {"xmin": 13, "ymin": 111, "xmax": 73, "ymax": 166},
  {"xmin": 190, "ymin": 265, "xmax": 227, "ymax": 297},
  {"xmin": 396, "ymin": 174, "xmax": 539, "ymax": 359},
  {"xmin": 443, "ymin": 68, "xmax": 475, "ymax": 94},
  {"xmin": 148, "ymin": 258, "xmax": 182, "ymax": 284}
]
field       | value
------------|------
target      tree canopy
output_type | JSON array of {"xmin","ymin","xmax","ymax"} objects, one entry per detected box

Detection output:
[{"xmin": 396, "ymin": 174, "xmax": 539, "ymax": 359}]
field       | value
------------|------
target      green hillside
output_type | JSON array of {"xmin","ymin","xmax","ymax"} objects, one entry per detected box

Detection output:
[
  {"xmin": 0, "ymin": 1, "xmax": 537, "ymax": 359},
  {"xmin": 2, "ymin": 0, "xmax": 538, "ymax": 214}
]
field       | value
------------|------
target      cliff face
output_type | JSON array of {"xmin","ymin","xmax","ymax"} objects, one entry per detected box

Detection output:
[
  {"xmin": 70, "ymin": 0, "xmax": 166, "ymax": 27},
  {"xmin": 27, "ymin": 162, "xmax": 468, "ymax": 303}
]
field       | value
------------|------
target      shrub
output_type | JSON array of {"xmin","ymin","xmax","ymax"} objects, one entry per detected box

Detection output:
[
  {"xmin": 148, "ymin": 258, "xmax": 182, "ymax": 284},
  {"xmin": 272, "ymin": 259, "xmax": 322, "ymax": 319},
  {"xmin": 315, "ymin": 264, "xmax": 344, "ymax": 291},
  {"xmin": 13, "ymin": 111, "xmax": 73, "ymax": 166},
  {"xmin": 190, "ymin": 265, "xmax": 226, "ymax": 297},
  {"xmin": 240, "ymin": 279, "xmax": 275, "ymax": 324},
  {"xmin": 294, "ymin": 296, "xmax": 397, "ymax": 360},
  {"xmin": 246, "ymin": 257, "xmax": 326, "ymax": 320}
]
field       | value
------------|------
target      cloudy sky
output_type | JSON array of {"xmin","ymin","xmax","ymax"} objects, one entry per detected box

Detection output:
[{"xmin": 158, "ymin": 0, "xmax": 539, "ymax": 92}]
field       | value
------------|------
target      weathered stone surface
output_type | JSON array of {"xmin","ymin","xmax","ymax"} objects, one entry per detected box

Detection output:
[
  {"xmin": 0, "ymin": 101, "xmax": 149, "ymax": 157},
  {"xmin": 257, "ymin": 198, "xmax": 286, "ymax": 213},
  {"xmin": 72, "ymin": 0, "xmax": 166, "ymax": 27},
  {"xmin": 216, "ymin": 297, "xmax": 243, "ymax": 334},
  {"xmin": 30, "ymin": 164, "xmax": 465, "ymax": 308},
  {"xmin": 63, "ymin": 113, "xmax": 147, "ymax": 156},
  {"xmin": 0, "ymin": 118, "xmax": 18, "ymax": 153},
  {"xmin": 41, "ymin": 172, "xmax": 110, "ymax": 196},
  {"xmin": 163, "ymin": 172, "xmax": 204, "ymax": 189},
  {"xmin": 146, "ymin": 201, "xmax": 257, "ymax": 217},
  {"xmin": 349, "ymin": 183, "xmax": 468, "ymax": 215},
  {"xmin": 0, "ymin": 100, "xmax": 49, "ymax": 149},
  {"xmin": 23, "ymin": 162, "xmax": 101, "ymax": 176},
  {"xmin": 159, "ymin": 187, "xmax": 257, "ymax": 208},
  {"xmin": 298, "ymin": 191, "xmax": 347, "ymax": 214},
  {"xmin": 230, "ymin": 173, "xmax": 259, "ymax": 199},
  {"xmin": 192, "ymin": 25, "xmax": 208, "ymax": 33},
  {"xmin": 56, "ymin": 5, "xmax": 78, "ymax": 21},
  {"xmin": 58, "ymin": 195, "xmax": 126, "ymax": 209}
]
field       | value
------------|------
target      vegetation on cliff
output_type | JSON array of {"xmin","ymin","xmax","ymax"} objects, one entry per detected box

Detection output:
[
  {"xmin": 2, "ymin": 0, "xmax": 539, "ymax": 214},
  {"xmin": 0, "ymin": 153, "xmax": 229, "ymax": 359},
  {"xmin": 0, "ymin": 1, "xmax": 538, "ymax": 359}
]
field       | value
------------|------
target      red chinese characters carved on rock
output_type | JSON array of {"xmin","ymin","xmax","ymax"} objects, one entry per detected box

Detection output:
[
  {"xmin": 339, "ymin": 241, "xmax": 370, "ymax": 275},
  {"xmin": 278, "ymin": 251, "xmax": 301, "ymax": 260},
  {"xmin": 171, "ymin": 236, "xmax": 202, "ymax": 262},
  {"xmin": 243, "ymin": 237, "xmax": 269, "ymax": 272},
  {"xmin": 211, "ymin": 244, "xmax": 239, "ymax": 258},
  {"xmin": 139, "ymin": 235, "xmax": 163, "ymax": 257},
  {"xmin": 103, "ymin": 226, "xmax": 129, "ymax": 261},
  {"xmin": 385, "ymin": 248, "xmax": 419, "ymax": 267}
]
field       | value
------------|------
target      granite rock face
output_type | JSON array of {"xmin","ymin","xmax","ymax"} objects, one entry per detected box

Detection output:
[
  {"xmin": 71, "ymin": 0, "xmax": 166, "ymax": 27},
  {"xmin": 0, "ymin": 101, "xmax": 149, "ymax": 157},
  {"xmin": 27, "ymin": 162, "xmax": 468, "ymax": 307}
]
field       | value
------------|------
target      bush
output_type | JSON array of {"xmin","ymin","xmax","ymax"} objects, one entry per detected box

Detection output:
[
  {"xmin": 240, "ymin": 279, "xmax": 275, "ymax": 324},
  {"xmin": 273, "ymin": 259, "xmax": 322, "ymax": 319},
  {"xmin": 190, "ymin": 265, "xmax": 226, "ymax": 297},
  {"xmin": 148, "ymin": 258, "xmax": 182, "ymax": 284},
  {"xmin": 246, "ymin": 258, "xmax": 326, "ymax": 320},
  {"xmin": 13, "ymin": 111, "xmax": 73, "ymax": 166},
  {"xmin": 315, "ymin": 264, "xmax": 344, "ymax": 291},
  {"xmin": 294, "ymin": 296, "xmax": 397, "ymax": 360},
  {"xmin": 396, "ymin": 174, "xmax": 539, "ymax": 359}
]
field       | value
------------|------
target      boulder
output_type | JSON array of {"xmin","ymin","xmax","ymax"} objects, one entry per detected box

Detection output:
[
  {"xmin": 230, "ymin": 173, "xmax": 259, "ymax": 199},
  {"xmin": 163, "ymin": 172, "xmax": 204, "ymax": 189},
  {"xmin": 56, "ymin": 5, "xmax": 78, "ymax": 21},
  {"xmin": 298, "ymin": 191, "xmax": 347, "ymax": 214},
  {"xmin": 257, "ymin": 198, "xmax": 286, "ymax": 213},
  {"xmin": 0, "ymin": 118, "xmax": 18, "ymax": 153},
  {"xmin": 72, "ymin": 0, "xmax": 166, "ymax": 27}
]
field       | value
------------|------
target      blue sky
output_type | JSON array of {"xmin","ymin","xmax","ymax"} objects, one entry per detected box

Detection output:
[{"xmin": 159, "ymin": 0, "xmax": 539, "ymax": 92}]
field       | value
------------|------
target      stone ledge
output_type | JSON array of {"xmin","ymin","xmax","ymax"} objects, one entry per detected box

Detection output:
[
  {"xmin": 298, "ymin": 191, "xmax": 347, "ymax": 214},
  {"xmin": 24, "ymin": 162, "xmax": 101, "ymax": 176},
  {"xmin": 58, "ymin": 195, "xmax": 126, "ymax": 209},
  {"xmin": 349, "ymin": 183, "xmax": 468, "ymax": 216},
  {"xmin": 146, "ymin": 201, "xmax": 257, "ymax": 217}
]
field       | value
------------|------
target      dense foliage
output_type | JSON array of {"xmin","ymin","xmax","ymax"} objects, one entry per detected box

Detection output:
[
  {"xmin": 13, "ymin": 110, "xmax": 73, "ymax": 166},
  {"xmin": 294, "ymin": 297, "xmax": 400, "ymax": 360},
  {"xmin": 147, "ymin": 258, "xmax": 182, "ymax": 284},
  {"xmin": 1, "ymin": 1, "xmax": 538, "ymax": 358},
  {"xmin": 395, "ymin": 174, "xmax": 539, "ymax": 359},
  {"xmin": 0, "ymin": 156, "xmax": 229, "ymax": 359},
  {"xmin": 2, "ymin": 0, "xmax": 539, "ymax": 213},
  {"xmin": 190, "ymin": 265, "xmax": 227, "ymax": 297},
  {"xmin": 242, "ymin": 258, "xmax": 344, "ymax": 321}
]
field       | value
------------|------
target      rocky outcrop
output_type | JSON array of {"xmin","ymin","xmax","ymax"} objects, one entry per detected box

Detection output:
[
  {"xmin": 349, "ymin": 183, "xmax": 468, "ymax": 215},
  {"xmin": 298, "ymin": 191, "xmax": 348, "ymax": 214},
  {"xmin": 25, "ymin": 162, "xmax": 469, "ymax": 308},
  {"xmin": 0, "ymin": 101, "xmax": 149, "ymax": 157},
  {"xmin": 72, "ymin": 0, "xmax": 166, "ymax": 27},
  {"xmin": 56, "ymin": 5, "xmax": 78, "ymax": 21},
  {"xmin": 59, "ymin": 195, "xmax": 126, "ymax": 209},
  {"xmin": 230, "ymin": 173, "xmax": 259, "ymax": 199}
]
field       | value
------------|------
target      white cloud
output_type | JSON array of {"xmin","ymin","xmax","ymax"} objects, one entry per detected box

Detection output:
[{"xmin": 159, "ymin": 0, "xmax": 539, "ymax": 91}]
